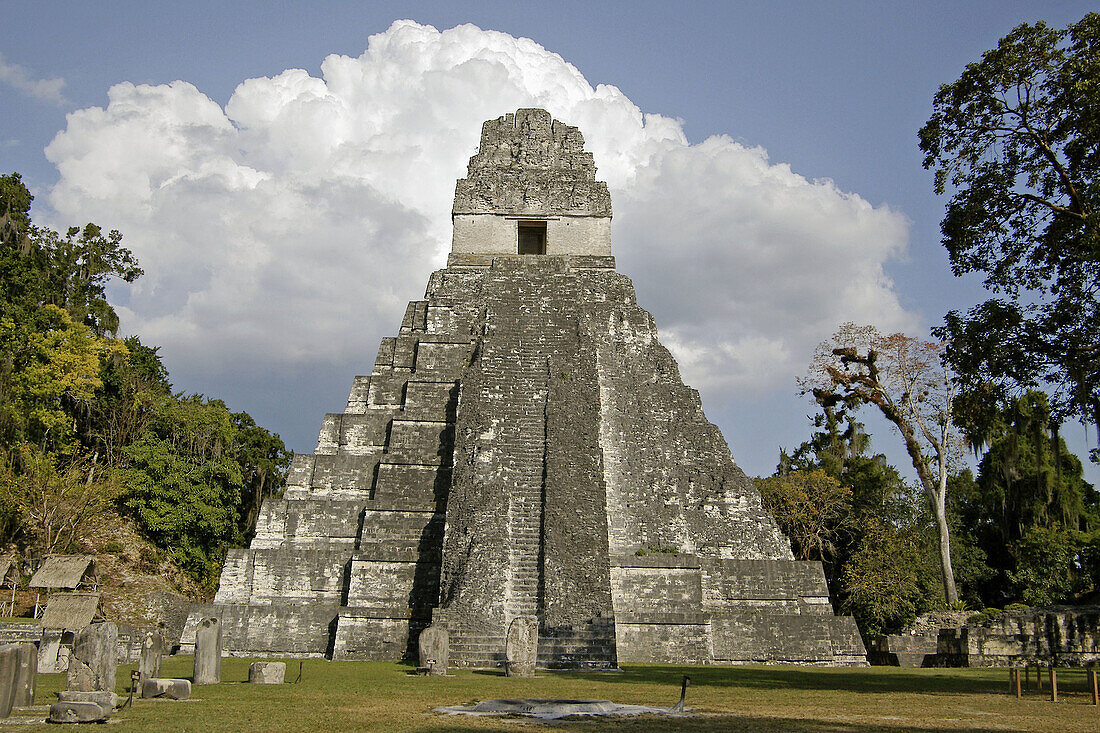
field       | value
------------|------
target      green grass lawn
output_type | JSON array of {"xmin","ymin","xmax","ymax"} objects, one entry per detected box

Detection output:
[{"xmin": 17, "ymin": 658, "xmax": 1097, "ymax": 732}]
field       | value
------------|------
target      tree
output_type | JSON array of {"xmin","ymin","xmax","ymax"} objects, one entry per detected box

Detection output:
[
  {"xmin": 756, "ymin": 470, "xmax": 853, "ymax": 563},
  {"xmin": 0, "ymin": 443, "xmax": 117, "ymax": 554},
  {"xmin": 919, "ymin": 14, "xmax": 1100, "ymax": 438},
  {"xmin": 803, "ymin": 323, "xmax": 963, "ymax": 604},
  {"xmin": 841, "ymin": 520, "xmax": 943, "ymax": 638}
]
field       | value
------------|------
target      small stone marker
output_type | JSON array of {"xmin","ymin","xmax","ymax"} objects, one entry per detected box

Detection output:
[
  {"xmin": 505, "ymin": 616, "xmax": 537, "ymax": 678},
  {"xmin": 418, "ymin": 624, "xmax": 448, "ymax": 676},
  {"xmin": 193, "ymin": 617, "xmax": 222, "ymax": 685},
  {"xmin": 49, "ymin": 701, "xmax": 108, "ymax": 723},
  {"xmin": 248, "ymin": 662, "xmax": 285, "ymax": 684},
  {"xmin": 0, "ymin": 644, "xmax": 18, "ymax": 719},
  {"xmin": 138, "ymin": 630, "xmax": 165, "ymax": 681},
  {"xmin": 58, "ymin": 690, "xmax": 117, "ymax": 714},
  {"xmin": 141, "ymin": 678, "xmax": 191, "ymax": 700},
  {"xmin": 66, "ymin": 622, "xmax": 117, "ymax": 693},
  {"xmin": 12, "ymin": 642, "xmax": 37, "ymax": 707}
]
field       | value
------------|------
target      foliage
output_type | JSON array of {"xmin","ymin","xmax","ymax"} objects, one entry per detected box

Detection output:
[
  {"xmin": 0, "ymin": 305, "xmax": 126, "ymax": 451},
  {"xmin": 841, "ymin": 520, "xmax": 943, "ymax": 639},
  {"xmin": 756, "ymin": 470, "xmax": 853, "ymax": 562},
  {"xmin": 1008, "ymin": 524, "xmax": 1086, "ymax": 606},
  {"xmin": 920, "ymin": 14, "xmax": 1100, "ymax": 435},
  {"xmin": 0, "ymin": 443, "xmax": 118, "ymax": 555},
  {"xmin": 0, "ymin": 170, "xmax": 289, "ymax": 596},
  {"xmin": 802, "ymin": 322, "xmax": 963, "ymax": 604},
  {"xmin": 949, "ymin": 391, "xmax": 1098, "ymax": 606},
  {"xmin": 117, "ymin": 395, "xmax": 290, "ymax": 591}
]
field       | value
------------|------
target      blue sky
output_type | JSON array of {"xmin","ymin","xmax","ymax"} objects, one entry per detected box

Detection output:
[{"xmin": 3, "ymin": 1, "xmax": 1096, "ymax": 483}]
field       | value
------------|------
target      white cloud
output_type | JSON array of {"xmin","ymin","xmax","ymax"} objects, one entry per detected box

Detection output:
[
  {"xmin": 43, "ymin": 20, "xmax": 916, "ymax": 419},
  {"xmin": 0, "ymin": 53, "xmax": 68, "ymax": 105}
]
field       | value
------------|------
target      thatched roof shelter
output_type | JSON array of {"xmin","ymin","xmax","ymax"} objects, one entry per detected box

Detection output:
[
  {"xmin": 29, "ymin": 555, "xmax": 97, "ymax": 590},
  {"xmin": 39, "ymin": 592, "xmax": 100, "ymax": 630}
]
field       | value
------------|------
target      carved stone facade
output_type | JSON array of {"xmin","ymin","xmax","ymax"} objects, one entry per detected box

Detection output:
[{"xmin": 183, "ymin": 109, "xmax": 866, "ymax": 667}]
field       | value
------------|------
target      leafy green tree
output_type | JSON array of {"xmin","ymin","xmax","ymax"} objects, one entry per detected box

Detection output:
[
  {"xmin": 977, "ymin": 391, "xmax": 1093, "ymax": 544},
  {"xmin": 0, "ymin": 305, "xmax": 125, "ymax": 451},
  {"xmin": 118, "ymin": 395, "xmax": 246, "ymax": 590},
  {"xmin": 919, "ymin": 14, "xmax": 1100, "ymax": 438},
  {"xmin": 841, "ymin": 520, "xmax": 944, "ymax": 638},
  {"xmin": 756, "ymin": 470, "xmax": 853, "ymax": 563},
  {"xmin": 1008, "ymin": 524, "xmax": 1086, "ymax": 605}
]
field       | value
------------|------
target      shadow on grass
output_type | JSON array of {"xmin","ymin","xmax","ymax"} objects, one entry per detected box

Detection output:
[
  {"xmin": 549, "ymin": 664, "xmax": 1092, "ymax": 697},
  {"xmin": 410, "ymin": 713, "xmax": 1016, "ymax": 732}
]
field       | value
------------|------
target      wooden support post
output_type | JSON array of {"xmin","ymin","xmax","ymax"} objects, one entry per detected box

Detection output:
[
  {"xmin": 1014, "ymin": 668, "xmax": 1021, "ymax": 698},
  {"xmin": 1090, "ymin": 668, "xmax": 1098, "ymax": 706},
  {"xmin": 1037, "ymin": 664, "xmax": 1042, "ymax": 691},
  {"xmin": 1049, "ymin": 667, "xmax": 1058, "ymax": 702}
]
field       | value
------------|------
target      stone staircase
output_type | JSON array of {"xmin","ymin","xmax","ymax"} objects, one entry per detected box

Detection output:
[{"xmin": 538, "ymin": 618, "xmax": 618, "ymax": 669}]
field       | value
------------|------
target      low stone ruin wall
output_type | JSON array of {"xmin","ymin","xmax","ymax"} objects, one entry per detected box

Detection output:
[{"xmin": 937, "ymin": 606, "xmax": 1100, "ymax": 667}]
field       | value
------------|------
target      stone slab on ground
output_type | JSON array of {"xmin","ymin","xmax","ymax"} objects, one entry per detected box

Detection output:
[
  {"xmin": 49, "ymin": 701, "xmax": 109, "ymax": 723},
  {"xmin": 248, "ymin": 662, "xmax": 285, "ymax": 684},
  {"xmin": 57, "ymin": 690, "xmax": 118, "ymax": 714},
  {"xmin": 141, "ymin": 678, "xmax": 191, "ymax": 700}
]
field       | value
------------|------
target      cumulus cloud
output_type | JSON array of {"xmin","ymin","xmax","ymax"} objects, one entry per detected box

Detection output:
[
  {"xmin": 0, "ymin": 53, "xmax": 68, "ymax": 105},
  {"xmin": 43, "ymin": 20, "xmax": 916, "ymax": 429}
]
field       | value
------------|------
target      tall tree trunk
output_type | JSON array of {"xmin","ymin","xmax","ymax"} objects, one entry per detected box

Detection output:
[{"xmin": 932, "ymin": 489, "xmax": 958, "ymax": 605}]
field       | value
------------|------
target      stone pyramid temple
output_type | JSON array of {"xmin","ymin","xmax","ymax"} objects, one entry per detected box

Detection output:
[{"xmin": 183, "ymin": 109, "xmax": 866, "ymax": 667}]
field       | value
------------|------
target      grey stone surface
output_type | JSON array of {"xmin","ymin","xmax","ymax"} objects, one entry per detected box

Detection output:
[
  {"xmin": 138, "ymin": 630, "xmax": 164, "ymax": 681},
  {"xmin": 197, "ymin": 108, "xmax": 866, "ymax": 669},
  {"xmin": 505, "ymin": 616, "xmax": 537, "ymax": 678},
  {"xmin": 0, "ymin": 644, "xmax": 17, "ymax": 718},
  {"xmin": 37, "ymin": 629, "xmax": 67, "ymax": 674},
  {"xmin": 248, "ymin": 661, "xmax": 285, "ymax": 684},
  {"xmin": 436, "ymin": 698, "xmax": 676, "ymax": 719},
  {"xmin": 453, "ymin": 109, "xmax": 611, "ymax": 217},
  {"xmin": 193, "ymin": 617, "xmax": 221, "ymax": 684},
  {"xmin": 12, "ymin": 642, "xmax": 36, "ymax": 707},
  {"xmin": 49, "ymin": 701, "xmax": 108, "ymax": 723},
  {"xmin": 929, "ymin": 606, "xmax": 1100, "ymax": 667},
  {"xmin": 57, "ymin": 690, "xmax": 117, "ymax": 713},
  {"xmin": 417, "ymin": 624, "xmax": 448, "ymax": 675},
  {"xmin": 141, "ymin": 678, "xmax": 191, "ymax": 700},
  {"xmin": 65, "ymin": 622, "xmax": 116, "ymax": 693}
]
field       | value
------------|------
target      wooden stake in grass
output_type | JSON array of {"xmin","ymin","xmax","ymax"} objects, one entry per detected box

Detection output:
[
  {"xmin": 1037, "ymin": 664, "xmax": 1043, "ymax": 691},
  {"xmin": 1049, "ymin": 667, "xmax": 1058, "ymax": 702},
  {"xmin": 1089, "ymin": 668, "xmax": 1098, "ymax": 706},
  {"xmin": 1013, "ymin": 668, "xmax": 1021, "ymax": 699}
]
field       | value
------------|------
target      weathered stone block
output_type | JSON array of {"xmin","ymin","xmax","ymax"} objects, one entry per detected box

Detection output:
[
  {"xmin": 0, "ymin": 644, "xmax": 17, "ymax": 718},
  {"xmin": 193, "ymin": 617, "xmax": 221, "ymax": 684},
  {"xmin": 49, "ymin": 701, "xmax": 108, "ymax": 723},
  {"xmin": 57, "ymin": 690, "xmax": 117, "ymax": 714},
  {"xmin": 12, "ymin": 642, "xmax": 36, "ymax": 707},
  {"xmin": 505, "ymin": 617, "xmax": 537, "ymax": 678},
  {"xmin": 66, "ymin": 622, "xmax": 117, "ymax": 693},
  {"xmin": 141, "ymin": 678, "xmax": 191, "ymax": 700},
  {"xmin": 138, "ymin": 631, "xmax": 164, "ymax": 681},
  {"xmin": 417, "ymin": 624, "xmax": 448, "ymax": 675},
  {"xmin": 248, "ymin": 661, "xmax": 285, "ymax": 684}
]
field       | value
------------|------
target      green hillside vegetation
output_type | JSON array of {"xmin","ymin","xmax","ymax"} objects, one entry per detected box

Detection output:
[{"xmin": 0, "ymin": 172, "xmax": 290, "ymax": 599}]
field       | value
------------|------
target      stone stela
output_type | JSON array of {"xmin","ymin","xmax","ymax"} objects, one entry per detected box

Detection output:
[{"xmin": 182, "ymin": 108, "xmax": 866, "ymax": 668}]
